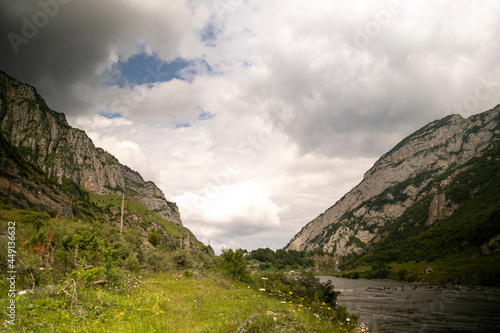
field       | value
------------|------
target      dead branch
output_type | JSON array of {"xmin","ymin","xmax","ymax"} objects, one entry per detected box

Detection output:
[{"xmin": 60, "ymin": 279, "xmax": 78, "ymax": 308}]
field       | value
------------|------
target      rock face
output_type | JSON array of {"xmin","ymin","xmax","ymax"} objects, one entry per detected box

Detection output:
[
  {"xmin": 0, "ymin": 70, "xmax": 182, "ymax": 225},
  {"xmin": 0, "ymin": 132, "xmax": 74, "ymax": 216},
  {"xmin": 286, "ymin": 106, "xmax": 500, "ymax": 256},
  {"xmin": 481, "ymin": 234, "xmax": 500, "ymax": 255}
]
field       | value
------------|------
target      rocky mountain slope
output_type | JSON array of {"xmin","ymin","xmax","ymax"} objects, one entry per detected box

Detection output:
[
  {"xmin": 0, "ymin": 70, "xmax": 181, "ymax": 225},
  {"xmin": 286, "ymin": 106, "xmax": 500, "ymax": 259},
  {"xmin": 0, "ymin": 128, "xmax": 74, "ymax": 216}
]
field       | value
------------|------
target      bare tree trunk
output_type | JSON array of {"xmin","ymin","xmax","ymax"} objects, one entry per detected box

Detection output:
[
  {"xmin": 120, "ymin": 192, "xmax": 125, "ymax": 233},
  {"xmin": 69, "ymin": 244, "xmax": 78, "ymax": 270}
]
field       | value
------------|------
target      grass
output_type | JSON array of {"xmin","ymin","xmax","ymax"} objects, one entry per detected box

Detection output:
[
  {"xmin": 391, "ymin": 249, "xmax": 500, "ymax": 285},
  {"xmin": 331, "ymin": 248, "xmax": 500, "ymax": 286},
  {"xmin": 88, "ymin": 193, "xmax": 185, "ymax": 239},
  {"xmin": 0, "ymin": 273, "xmax": 357, "ymax": 332}
]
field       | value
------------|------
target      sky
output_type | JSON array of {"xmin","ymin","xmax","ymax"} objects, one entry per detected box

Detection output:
[{"xmin": 1, "ymin": 0, "xmax": 500, "ymax": 253}]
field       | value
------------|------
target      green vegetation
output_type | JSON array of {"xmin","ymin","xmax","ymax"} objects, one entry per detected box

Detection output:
[
  {"xmin": 219, "ymin": 248, "xmax": 253, "ymax": 283},
  {"xmin": 246, "ymin": 248, "xmax": 316, "ymax": 272},
  {"xmin": 338, "ymin": 249, "xmax": 500, "ymax": 286},
  {"xmin": 338, "ymin": 140, "xmax": 500, "ymax": 286},
  {"xmin": 0, "ymin": 204, "xmax": 355, "ymax": 332},
  {"xmin": 88, "ymin": 192, "xmax": 185, "ymax": 240},
  {"xmin": 0, "ymin": 270, "xmax": 355, "ymax": 332}
]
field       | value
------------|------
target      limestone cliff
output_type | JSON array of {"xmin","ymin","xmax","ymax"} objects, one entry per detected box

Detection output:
[
  {"xmin": 286, "ymin": 106, "xmax": 500, "ymax": 256},
  {"xmin": 0, "ymin": 70, "xmax": 182, "ymax": 226}
]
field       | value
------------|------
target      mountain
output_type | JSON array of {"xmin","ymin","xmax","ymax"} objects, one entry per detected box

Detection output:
[
  {"xmin": 286, "ymin": 106, "xmax": 500, "ymax": 265},
  {"xmin": 0, "ymin": 70, "xmax": 208, "ymax": 251},
  {"xmin": 0, "ymin": 70, "xmax": 181, "ymax": 225}
]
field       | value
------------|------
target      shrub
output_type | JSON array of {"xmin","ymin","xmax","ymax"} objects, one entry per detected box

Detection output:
[
  {"xmin": 172, "ymin": 250, "xmax": 192, "ymax": 270},
  {"xmin": 219, "ymin": 248, "xmax": 252, "ymax": 283},
  {"xmin": 148, "ymin": 230, "xmax": 160, "ymax": 247}
]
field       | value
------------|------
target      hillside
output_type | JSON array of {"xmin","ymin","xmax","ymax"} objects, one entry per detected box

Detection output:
[
  {"xmin": 0, "ymin": 70, "xmax": 206, "ymax": 250},
  {"xmin": 286, "ymin": 106, "xmax": 500, "ymax": 283},
  {"xmin": 0, "ymin": 70, "xmax": 181, "ymax": 225}
]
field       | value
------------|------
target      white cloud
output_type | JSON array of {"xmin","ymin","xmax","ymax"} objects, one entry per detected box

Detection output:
[{"xmin": 3, "ymin": 0, "xmax": 500, "ymax": 253}]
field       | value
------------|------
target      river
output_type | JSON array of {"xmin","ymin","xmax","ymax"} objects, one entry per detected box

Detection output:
[{"xmin": 318, "ymin": 276, "xmax": 500, "ymax": 332}]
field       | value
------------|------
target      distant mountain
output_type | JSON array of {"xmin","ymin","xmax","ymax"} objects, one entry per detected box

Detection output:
[
  {"xmin": 0, "ymin": 70, "xmax": 206, "ymax": 251},
  {"xmin": 286, "ymin": 106, "xmax": 500, "ymax": 265}
]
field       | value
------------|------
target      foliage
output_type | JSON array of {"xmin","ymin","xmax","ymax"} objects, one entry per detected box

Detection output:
[
  {"xmin": 219, "ymin": 248, "xmax": 253, "ymax": 283},
  {"xmin": 248, "ymin": 247, "xmax": 316, "ymax": 272},
  {"xmin": 0, "ymin": 206, "xmax": 214, "ymax": 291},
  {"xmin": 148, "ymin": 230, "xmax": 160, "ymax": 247},
  {"xmin": 253, "ymin": 272, "xmax": 353, "ymax": 330},
  {"xmin": 0, "ymin": 272, "xmax": 355, "ymax": 332}
]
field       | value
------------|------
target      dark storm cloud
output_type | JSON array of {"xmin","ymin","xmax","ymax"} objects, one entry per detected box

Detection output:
[{"xmin": 0, "ymin": 0, "xmax": 205, "ymax": 115}]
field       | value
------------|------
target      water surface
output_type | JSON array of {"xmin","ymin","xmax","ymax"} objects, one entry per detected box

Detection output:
[{"xmin": 319, "ymin": 276, "xmax": 500, "ymax": 332}]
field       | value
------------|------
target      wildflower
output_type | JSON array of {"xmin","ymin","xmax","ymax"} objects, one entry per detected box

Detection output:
[
  {"xmin": 289, "ymin": 291, "xmax": 293, "ymax": 295},
  {"xmin": 160, "ymin": 311, "xmax": 164, "ymax": 314},
  {"xmin": 327, "ymin": 307, "xmax": 331, "ymax": 310},
  {"xmin": 120, "ymin": 312, "xmax": 124, "ymax": 316},
  {"xmin": 346, "ymin": 318, "xmax": 351, "ymax": 322}
]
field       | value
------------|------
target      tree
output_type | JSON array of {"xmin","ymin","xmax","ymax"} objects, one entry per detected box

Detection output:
[{"xmin": 220, "ymin": 248, "xmax": 252, "ymax": 283}]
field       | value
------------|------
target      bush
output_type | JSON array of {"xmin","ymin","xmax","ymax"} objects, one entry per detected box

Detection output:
[
  {"xmin": 219, "ymin": 248, "xmax": 252, "ymax": 283},
  {"xmin": 255, "ymin": 272, "xmax": 339, "ymax": 307},
  {"xmin": 172, "ymin": 251, "xmax": 192, "ymax": 270},
  {"xmin": 148, "ymin": 230, "xmax": 160, "ymax": 247}
]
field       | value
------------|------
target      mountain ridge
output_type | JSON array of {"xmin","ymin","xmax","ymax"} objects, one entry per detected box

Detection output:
[
  {"xmin": 0, "ymin": 70, "xmax": 182, "ymax": 226},
  {"xmin": 286, "ymin": 105, "xmax": 500, "ymax": 259}
]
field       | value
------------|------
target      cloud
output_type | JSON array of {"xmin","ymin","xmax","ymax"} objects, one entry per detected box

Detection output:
[
  {"xmin": 174, "ymin": 181, "xmax": 281, "ymax": 237},
  {"xmin": 0, "ymin": 0, "xmax": 209, "ymax": 114},
  {"xmin": 2, "ymin": 0, "xmax": 500, "ymax": 252}
]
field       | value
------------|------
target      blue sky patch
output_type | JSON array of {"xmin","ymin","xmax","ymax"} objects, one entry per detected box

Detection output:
[
  {"xmin": 201, "ymin": 23, "xmax": 218, "ymax": 46},
  {"xmin": 175, "ymin": 122, "xmax": 191, "ymax": 128},
  {"xmin": 199, "ymin": 110, "xmax": 215, "ymax": 120},
  {"xmin": 98, "ymin": 111, "xmax": 122, "ymax": 119},
  {"xmin": 109, "ymin": 53, "xmax": 191, "ymax": 87}
]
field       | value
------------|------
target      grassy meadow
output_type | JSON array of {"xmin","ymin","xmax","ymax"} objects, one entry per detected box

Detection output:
[
  {"xmin": 0, "ymin": 204, "xmax": 358, "ymax": 332},
  {"xmin": 1, "ymin": 272, "xmax": 358, "ymax": 332}
]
